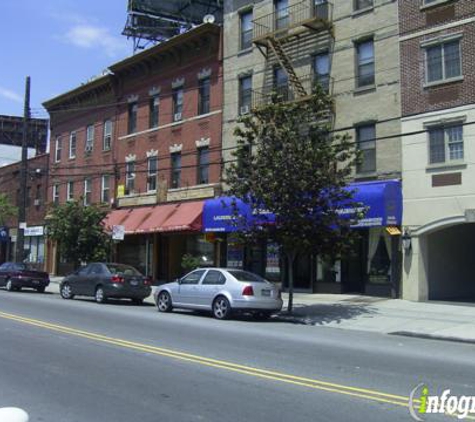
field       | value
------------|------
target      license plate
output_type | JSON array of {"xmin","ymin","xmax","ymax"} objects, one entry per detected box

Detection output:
[
  {"xmin": 130, "ymin": 280, "xmax": 138, "ymax": 286},
  {"xmin": 261, "ymin": 289, "xmax": 271, "ymax": 297},
  {"xmin": 32, "ymin": 280, "xmax": 40, "ymax": 285}
]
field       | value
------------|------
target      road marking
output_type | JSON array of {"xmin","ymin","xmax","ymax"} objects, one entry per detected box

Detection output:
[{"xmin": 0, "ymin": 310, "xmax": 473, "ymax": 419}]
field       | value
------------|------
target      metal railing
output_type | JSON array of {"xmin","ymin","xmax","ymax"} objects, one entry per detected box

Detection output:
[{"xmin": 252, "ymin": 0, "xmax": 333, "ymax": 41}]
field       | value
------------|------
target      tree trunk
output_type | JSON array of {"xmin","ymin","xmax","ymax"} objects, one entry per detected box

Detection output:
[{"xmin": 286, "ymin": 250, "xmax": 297, "ymax": 313}]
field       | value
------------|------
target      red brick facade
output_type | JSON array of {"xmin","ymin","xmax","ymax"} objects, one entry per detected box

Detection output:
[
  {"xmin": 399, "ymin": 0, "xmax": 475, "ymax": 116},
  {"xmin": 44, "ymin": 23, "xmax": 223, "ymax": 208}
]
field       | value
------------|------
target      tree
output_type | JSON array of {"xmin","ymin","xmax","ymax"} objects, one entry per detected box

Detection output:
[
  {"xmin": 46, "ymin": 200, "xmax": 111, "ymax": 269},
  {"xmin": 225, "ymin": 86, "xmax": 364, "ymax": 312},
  {"xmin": 0, "ymin": 193, "xmax": 17, "ymax": 226}
]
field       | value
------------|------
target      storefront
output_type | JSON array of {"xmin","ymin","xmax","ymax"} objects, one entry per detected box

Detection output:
[{"xmin": 203, "ymin": 180, "xmax": 403, "ymax": 297}]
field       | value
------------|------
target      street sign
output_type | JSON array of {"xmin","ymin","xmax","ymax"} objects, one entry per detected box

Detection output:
[{"xmin": 112, "ymin": 225, "xmax": 125, "ymax": 240}]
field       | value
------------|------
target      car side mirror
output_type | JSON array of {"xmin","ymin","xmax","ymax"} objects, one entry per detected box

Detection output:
[{"xmin": 176, "ymin": 278, "xmax": 182, "ymax": 284}]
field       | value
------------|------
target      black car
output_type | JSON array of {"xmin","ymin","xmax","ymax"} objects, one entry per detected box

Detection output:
[
  {"xmin": 60, "ymin": 263, "xmax": 152, "ymax": 304},
  {"xmin": 0, "ymin": 262, "xmax": 50, "ymax": 293}
]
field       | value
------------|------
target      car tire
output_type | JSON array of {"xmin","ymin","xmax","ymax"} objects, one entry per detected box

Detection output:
[
  {"xmin": 36, "ymin": 286, "xmax": 46, "ymax": 293},
  {"xmin": 213, "ymin": 296, "xmax": 232, "ymax": 320},
  {"xmin": 157, "ymin": 291, "xmax": 172, "ymax": 313},
  {"xmin": 60, "ymin": 283, "xmax": 74, "ymax": 300},
  {"xmin": 131, "ymin": 298, "xmax": 143, "ymax": 305},
  {"xmin": 95, "ymin": 286, "xmax": 107, "ymax": 304},
  {"xmin": 5, "ymin": 279, "xmax": 14, "ymax": 292}
]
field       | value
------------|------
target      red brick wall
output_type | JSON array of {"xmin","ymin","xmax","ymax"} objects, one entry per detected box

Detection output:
[{"xmin": 399, "ymin": 0, "xmax": 475, "ymax": 116}]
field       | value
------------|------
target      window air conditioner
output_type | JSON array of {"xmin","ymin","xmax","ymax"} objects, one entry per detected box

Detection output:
[
  {"xmin": 240, "ymin": 105, "xmax": 250, "ymax": 115},
  {"xmin": 174, "ymin": 112, "xmax": 182, "ymax": 121}
]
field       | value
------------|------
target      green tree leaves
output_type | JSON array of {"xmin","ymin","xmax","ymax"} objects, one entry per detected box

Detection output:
[{"xmin": 0, "ymin": 193, "xmax": 17, "ymax": 226}]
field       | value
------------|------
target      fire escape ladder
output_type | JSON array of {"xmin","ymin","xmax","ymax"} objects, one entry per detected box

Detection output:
[{"xmin": 267, "ymin": 37, "xmax": 308, "ymax": 99}]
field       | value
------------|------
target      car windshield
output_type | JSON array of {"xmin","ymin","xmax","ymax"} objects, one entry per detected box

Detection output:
[
  {"xmin": 105, "ymin": 264, "xmax": 142, "ymax": 276},
  {"xmin": 227, "ymin": 270, "xmax": 266, "ymax": 283}
]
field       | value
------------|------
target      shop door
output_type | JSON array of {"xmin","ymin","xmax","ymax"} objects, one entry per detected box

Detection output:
[{"xmin": 343, "ymin": 233, "xmax": 365, "ymax": 293}]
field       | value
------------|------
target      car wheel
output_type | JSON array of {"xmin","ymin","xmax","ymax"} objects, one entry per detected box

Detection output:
[
  {"xmin": 213, "ymin": 296, "xmax": 231, "ymax": 320},
  {"xmin": 5, "ymin": 279, "xmax": 14, "ymax": 292},
  {"xmin": 36, "ymin": 286, "xmax": 46, "ymax": 293},
  {"xmin": 157, "ymin": 291, "xmax": 172, "ymax": 313},
  {"xmin": 95, "ymin": 286, "xmax": 107, "ymax": 304},
  {"xmin": 60, "ymin": 283, "xmax": 74, "ymax": 299},
  {"xmin": 131, "ymin": 298, "xmax": 143, "ymax": 305}
]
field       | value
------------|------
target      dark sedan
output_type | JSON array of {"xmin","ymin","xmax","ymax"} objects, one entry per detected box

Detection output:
[
  {"xmin": 0, "ymin": 262, "xmax": 50, "ymax": 293},
  {"xmin": 60, "ymin": 263, "xmax": 152, "ymax": 304}
]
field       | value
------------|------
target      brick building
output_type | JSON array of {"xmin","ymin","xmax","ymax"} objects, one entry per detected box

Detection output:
[
  {"xmin": 43, "ymin": 23, "xmax": 223, "ymax": 279},
  {"xmin": 0, "ymin": 154, "xmax": 49, "ymax": 267},
  {"xmin": 399, "ymin": 0, "xmax": 475, "ymax": 301}
]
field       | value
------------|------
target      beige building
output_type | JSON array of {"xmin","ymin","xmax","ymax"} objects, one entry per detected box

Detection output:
[{"xmin": 216, "ymin": 0, "xmax": 403, "ymax": 295}]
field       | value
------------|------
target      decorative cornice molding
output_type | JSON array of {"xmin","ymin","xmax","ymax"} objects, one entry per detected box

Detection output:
[
  {"xmin": 149, "ymin": 86, "xmax": 161, "ymax": 96},
  {"xmin": 125, "ymin": 153, "xmax": 136, "ymax": 162},
  {"xmin": 127, "ymin": 94, "xmax": 138, "ymax": 103},
  {"xmin": 146, "ymin": 149, "xmax": 158, "ymax": 158},
  {"xmin": 169, "ymin": 143, "xmax": 183, "ymax": 153},
  {"xmin": 195, "ymin": 137, "xmax": 210, "ymax": 148},
  {"xmin": 198, "ymin": 68, "xmax": 212, "ymax": 80},
  {"xmin": 171, "ymin": 77, "xmax": 185, "ymax": 89}
]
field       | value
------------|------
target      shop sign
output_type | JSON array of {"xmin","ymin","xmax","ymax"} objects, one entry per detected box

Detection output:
[{"xmin": 24, "ymin": 226, "xmax": 44, "ymax": 237}]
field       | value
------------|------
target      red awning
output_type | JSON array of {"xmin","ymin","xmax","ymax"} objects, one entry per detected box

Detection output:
[{"xmin": 104, "ymin": 201, "xmax": 204, "ymax": 235}]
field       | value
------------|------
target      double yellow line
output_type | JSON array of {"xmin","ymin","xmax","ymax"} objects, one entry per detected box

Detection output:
[{"xmin": 0, "ymin": 310, "xmax": 411, "ymax": 408}]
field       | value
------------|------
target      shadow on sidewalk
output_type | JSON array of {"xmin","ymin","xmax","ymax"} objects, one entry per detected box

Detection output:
[{"xmin": 274, "ymin": 303, "xmax": 377, "ymax": 326}]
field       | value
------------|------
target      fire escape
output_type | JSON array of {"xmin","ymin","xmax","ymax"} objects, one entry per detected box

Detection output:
[{"xmin": 252, "ymin": 0, "xmax": 333, "ymax": 107}]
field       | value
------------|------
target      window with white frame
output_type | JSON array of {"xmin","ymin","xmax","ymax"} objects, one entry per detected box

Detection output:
[
  {"xmin": 103, "ymin": 119, "xmax": 112, "ymax": 151},
  {"xmin": 101, "ymin": 175, "xmax": 110, "ymax": 203},
  {"xmin": 67, "ymin": 181, "xmax": 74, "ymax": 201},
  {"xmin": 425, "ymin": 39, "xmax": 462, "ymax": 84},
  {"xmin": 128, "ymin": 102, "xmax": 138, "ymax": 134},
  {"xmin": 85, "ymin": 125, "xmax": 94, "ymax": 152},
  {"xmin": 125, "ymin": 161, "xmax": 135, "ymax": 194},
  {"xmin": 53, "ymin": 184, "xmax": 60, "ymax": 205},
  {"xmin": 149, "ymin": 96, "xmax": 160, "ymax": 128},
  {"xmin": 69, "ymin": 131, "xmax": 77, "ymax": 158},
  {"xmin": 55, "ymin": 136, "xmax": 62, "ymax": 162},
  {"xmin": 171, "ymin": 152, "xmax": 181, "ymax": 189},
  {"xmin": 356, "ymin": 124, "xmax": 376, "ymax": 173},
  {"xmin": 428, "ymin": 123, "xmax": 464, "ymax": 164},
  {"xmin": 173, "ymin": 88, "xmax": 184, "ymax": 121},
  {"xmin": 355, "ymin": 39, "xmax": 375, "ymax": 88},
  {"xmin": 147, "ymin": 156, "xmax": 158, "ymax": 192},
  {"xmin": 240, "ymin": 9, "xmax": 253, "ymax": 50},
  {"xmin": 314, "ymin": 52, "xmax": 330, "ymax": 92},
  {"xmin": 83, "ymin": 178, "xmax": 92, "ymax": 205},
  {"xmin": 239, "ymin": 75, "xmax": 252, "ymax": 115},
  {"xmin": 197, "ymin": 147, "xmax": 209, "ymax": 185}
]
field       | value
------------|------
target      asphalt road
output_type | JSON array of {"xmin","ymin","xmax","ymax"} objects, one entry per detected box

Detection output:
[{"xmin": 0, "ymin": 288, "xmax": 474, "ymax": 422}]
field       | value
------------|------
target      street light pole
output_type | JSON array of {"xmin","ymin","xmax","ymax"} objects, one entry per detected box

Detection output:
[{"xmin": 16, "ymin": 76, "xmax": 30, "ymax": 262}]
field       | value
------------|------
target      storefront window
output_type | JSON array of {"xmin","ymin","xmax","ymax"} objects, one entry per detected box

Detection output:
[
  {"xmin": 367, "ymin": 228, "xmax": 391, "ymax": 284},
  {"xmin": 185, "ymin": 235, "xmax": 214, "ymax": 264},
  {"xmin": 227, "ymin": 234, "xmax": 244, "ymax": 268}
]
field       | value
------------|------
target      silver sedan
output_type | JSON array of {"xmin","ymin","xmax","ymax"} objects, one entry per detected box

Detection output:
[{"xmin": 154, "ymin": 268, "xmax": 283, "ymax": 320}]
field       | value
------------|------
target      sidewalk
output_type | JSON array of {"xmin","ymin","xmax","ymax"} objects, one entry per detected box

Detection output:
[{"xmin": 48, "ymin": 276, "xmax": 475, "ymax": 344}]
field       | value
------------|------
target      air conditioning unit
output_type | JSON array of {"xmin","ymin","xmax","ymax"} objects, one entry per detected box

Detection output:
[
  {"xmin": 174, "ymin": 112, "xmax": 182, "ymax": 121},
  {"xmin": 240, "ymin": 105, "xmax": 250, "ymax": 115},
  {"xmin": 33, "ymin": 199, "xmax": 40, "ymax": 206}
]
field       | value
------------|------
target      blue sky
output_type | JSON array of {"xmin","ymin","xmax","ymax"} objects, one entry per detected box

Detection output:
[{"xmin": 0, "ymin": 0, "xmax": 132, "ymax": 119}]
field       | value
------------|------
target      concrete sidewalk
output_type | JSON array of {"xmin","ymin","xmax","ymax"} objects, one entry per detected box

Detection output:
[{"xmin": 48, "ymin": 276, "xmax": 475, "ymax": 344}]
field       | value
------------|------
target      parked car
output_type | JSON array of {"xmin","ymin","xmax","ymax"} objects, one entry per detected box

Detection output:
[
  {"xmin": 60, "ymin": 263, "xmax": 152, "ymax": 304},
  {"xmin": 0, "ymin": 262, "xmax": 50, "ymax": 293},
  {"xmin": 154, "ymin": 268, "xmax": 283, "ymax": 319}
]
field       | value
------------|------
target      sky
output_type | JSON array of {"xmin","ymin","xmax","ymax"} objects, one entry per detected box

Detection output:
[{"xmin": 0, "ymin": 0, "xmax": 133, "ymax": 120}]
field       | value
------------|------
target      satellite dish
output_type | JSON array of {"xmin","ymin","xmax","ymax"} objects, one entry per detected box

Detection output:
[{"xmin": 203, "ymin": 14, "xmax": 216, "ymax": 24}]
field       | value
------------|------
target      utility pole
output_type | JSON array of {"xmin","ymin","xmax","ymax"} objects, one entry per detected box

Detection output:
[{"xmin": 16, "ymin": 76, "xmax": 30, "ymax": 262}]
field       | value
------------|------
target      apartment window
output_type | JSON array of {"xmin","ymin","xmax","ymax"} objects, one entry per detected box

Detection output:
[
  {"xmin": 128, "ymin": 102, "xmax": 138, "ymax": 134},
  {"xmin": 197, "ymin": 147, "xmax": 209, "ymax": 185},
  {"xmin": 101, "ymin": 175, "xmax": 110, "ymax": 203},
  {"xmin": 198, "ymin": 77, "xmax": 211, "ymax": 115},
  {"xmin": 69, "ymin": 131, "xmax": 77, "ymax": 158},
  {"xmin": 83, "ymin": 178, "xmax": 92, "ymax": 206},
  {"xmin": 356, "ymin": 39, "xmax": 375, "ymax": 88},
  {"xmin": 149, "ymin": 96, "xmax": 160, "ymax": 128},
  {"xmin": 53, "ymin": 184, "xmax": 60, "ymax": 205},
  {"xmin": 67, "ymin": 181, "xmax": 74, "ymax": 201},
  {"xmin": 356, "ymin": 124, "xmax": 376, "ymax": 173},
  {"xmin": 173, "ymin": 88, "xmax": 184, "ymax": 121},
  {"xmin": 314, "ymin": 53, "xmax": 330, "ymax": 92},
  {"xmin": 275, "ymin": 0, "xmax": 289, "ymax": 30},
  {"xmin": 125, "ymin": 161, "xmax": 135, "ymax": 194},
  {"xmin": 429, "ymin": 124, "xmax": 463, "ymax": 164},
  {"xmin": 147, "ymin": 156, "xmax": 158, "ymax": 192},
  {"xmin": 354, "ymin": 0, "xmax": 373, "ymax": 11},
  {"xmin": 274, "ymin": 67, "xmax": 289, "ymax": 100},
  {"xmin": 240, "ymin": 10, "xmax": 253, "ymax": 50},
  {"xmin": 239, "ymin": 75, "xmax": 252, "ymax": 114},
  {"xmin": 103, "ymin": 119, "xmax": 112, "ymax": 151},
  {"xmin": 315, "ymin": 0, "xmax": 329, "ymax": 20},
  {"xmin": 425, "ymin": 40, "xmax": 461, "ymax": 84},
  {"xmin": 55, "ymin": 136, "xmax": 62, "ymax": 162},
  {"xmin": 171, "ymin": 152, "xmax": 181, "ymax": 189},
  {"xmin": 85, "ymin": 124, "xmax": 94, "ymax": 152}
]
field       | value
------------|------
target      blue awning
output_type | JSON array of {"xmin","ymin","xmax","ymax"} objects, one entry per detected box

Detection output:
[{"xmin": 203, "ymin": 180, "xmax": 402, "ymax": 232}]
